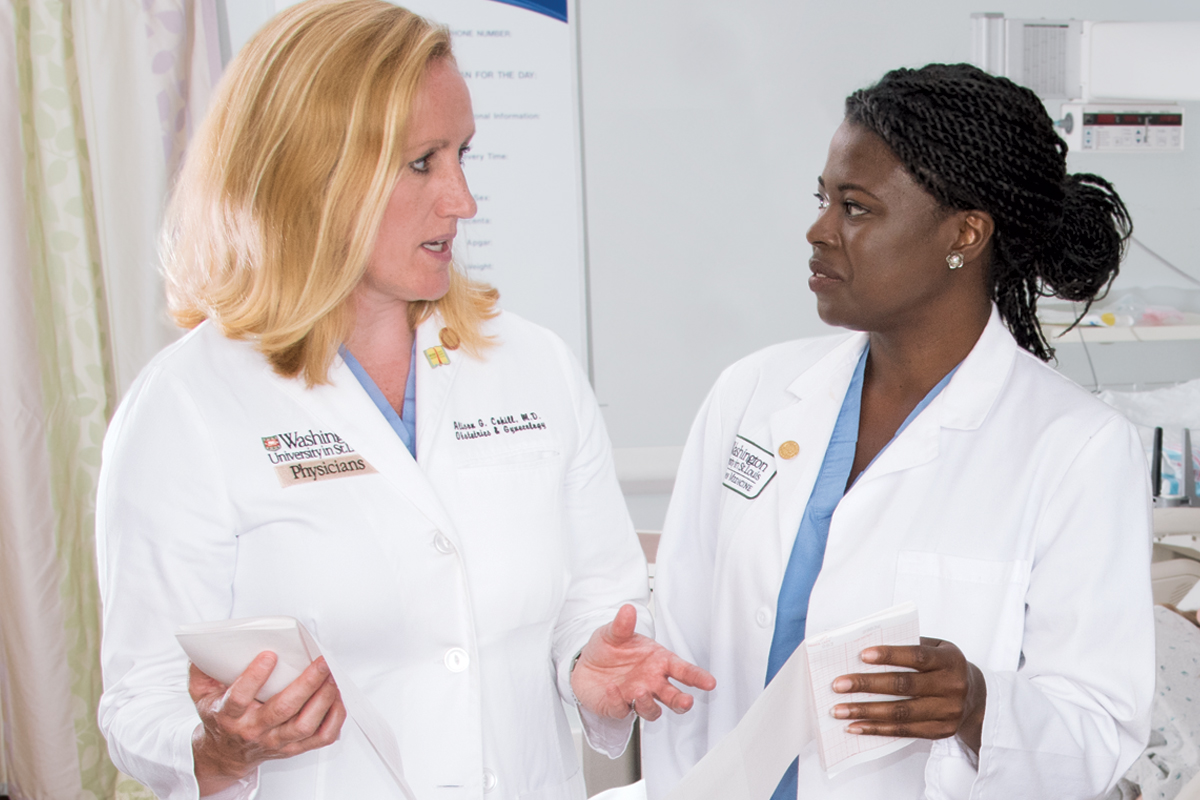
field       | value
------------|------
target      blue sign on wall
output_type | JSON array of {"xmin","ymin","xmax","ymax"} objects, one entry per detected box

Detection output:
[{"xmin": 487, "ymin": 0, "xmax": 566, "ymax": 23}]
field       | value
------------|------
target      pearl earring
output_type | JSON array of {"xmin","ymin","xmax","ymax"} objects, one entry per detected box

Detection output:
[{"xmin": 947, "ymin": 252, "xmax": 965, "ymax": 270}]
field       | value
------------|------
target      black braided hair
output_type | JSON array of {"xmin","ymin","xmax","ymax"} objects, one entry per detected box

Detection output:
[{"xmin": 844, "ymin": 63, "xmax": 1132, "ymax": 361}]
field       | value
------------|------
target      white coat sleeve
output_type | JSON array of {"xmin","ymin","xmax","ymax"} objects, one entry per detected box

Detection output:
[
  {"xmin": 95, "ymin": 368, "xmax": 245, "ymax": 800},
  {"xmin": 963, "ymin": 414, "xmax": 1154, "ymax": 799},
  {"xmin": 640, "ymin": 378, "xmax": 730, "ymax": 799},
  {"xmin": 547, "ymin": 340, "xmax": 653, "ymax": 757}
]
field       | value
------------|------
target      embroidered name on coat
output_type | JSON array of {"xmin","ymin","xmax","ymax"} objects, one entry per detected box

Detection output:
[{"xmin": 452, "ymin": 411, "xmax": 547, "ymax": 440}]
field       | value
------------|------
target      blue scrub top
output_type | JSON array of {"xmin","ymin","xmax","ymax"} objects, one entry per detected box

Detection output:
[
  {"xmin": 340, "ymin": 343, "xmax": 418, "ymax": 459},
  {"xmin": 766, "ymin": 346, "xmax": 959, "ymax": 800}
]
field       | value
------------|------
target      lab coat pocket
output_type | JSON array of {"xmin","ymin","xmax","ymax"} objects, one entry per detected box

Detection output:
[
  {"xmin": 893, "ymin": 551, "xmax": 1030, "ymax": 670},
  {"xmin": 457, "ymin": 447, "xmax": 561, "ymax": 472},
  {"xmin": 454, "ymin": 449, "xmax": 566, "ymax": 631}
]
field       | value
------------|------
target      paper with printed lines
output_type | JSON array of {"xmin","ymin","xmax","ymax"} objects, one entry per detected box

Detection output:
[
  {"xmin": 804, "ymin": 601, "xmax": 920, "ymax": 776},
  {"xmin": 663, "ymin": 602, "xmax": 920, "ymax": 799}
]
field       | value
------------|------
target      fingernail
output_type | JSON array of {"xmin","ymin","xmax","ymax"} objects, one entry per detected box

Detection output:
[
  {"xmin": 861, "ymin": 649, "xmax": 879, "ymax": 663},
  {"xmin": 831, "ymin": 706, "xmax": 850, "ymax": 719},
  {"xmin": 832, "ymin": 677, "xmax": 852, "ymax": 692},
  {"xmin": 847, "ymin": 724, "xmax": 864, "ymax": 735}
]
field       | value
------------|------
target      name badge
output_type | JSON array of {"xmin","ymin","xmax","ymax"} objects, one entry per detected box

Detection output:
[
  {"xmin": 722, "ymin": 435, "xmax": 776, "ymax": 499},
  {"xmin": 259, "ymin": 428, "xmax": 377, "ymax": 488}
]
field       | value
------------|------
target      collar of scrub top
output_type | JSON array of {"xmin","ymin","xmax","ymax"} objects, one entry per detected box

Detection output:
[
  {"xmin": 764, "ymin": 345, "xmax": 961, "ymax": 800},
  {"xmin": 339, "ymin": 342, "xmax": 418, "ymax": 459}
]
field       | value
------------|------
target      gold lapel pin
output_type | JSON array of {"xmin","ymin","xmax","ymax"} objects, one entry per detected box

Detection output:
[
  {"xmin": 778, "ymin": 440, "xmax": 800, "ymax": 460},
  {"xmin": 439, "ymin": 327, "xmax": 461, "ymax": 350}
]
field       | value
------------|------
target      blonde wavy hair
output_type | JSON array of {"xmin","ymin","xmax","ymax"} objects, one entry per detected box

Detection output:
[{"xmin": 163, "ymin": 0, "xmax": 498, "ymax": 385}]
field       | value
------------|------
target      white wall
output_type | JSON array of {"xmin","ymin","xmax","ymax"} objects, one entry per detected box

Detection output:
[
  {"xmin": 223, "ymin": 0, "xmax": 276, "ymax": 54},
  {"xmin": 578, "ymin": 0, "xmax": 1200, "ymax": 455}
]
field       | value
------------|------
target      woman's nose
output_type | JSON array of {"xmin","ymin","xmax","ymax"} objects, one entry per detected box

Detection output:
[
  {"xmin": 442, "ymin": 165, "xmax": 477, "ymax": 220},
  {"xmin": 806, "ymin": 205, "xmax": 833, "ymax": 247}
]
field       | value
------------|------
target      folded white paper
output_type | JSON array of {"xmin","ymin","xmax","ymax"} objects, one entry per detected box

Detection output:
[
  {"xmin": 804, "ymin": 601, "xmax": 919, "ymax": 776},
  {"xmin": 176, "ymin": 616, "xmax": 415, "ymax": 800},
  {"xmin": 663, "ymin": 630, "xmax": 816, "ymax": 800},
  {"xmin": 663, "ymin": 602, "xmax": 920, "ymax": 800},
  {"xmin": 176, "ymin": 616, "xmax": 315, "ymax": 703}
]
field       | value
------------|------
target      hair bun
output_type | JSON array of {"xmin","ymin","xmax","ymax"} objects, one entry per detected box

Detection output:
[
  {"xmin": 1037, "ymin": 173, "xmax": 1131, "ymax": 303},
  {"xmin": 843, "ymin": 63, "xmax": 1134, "ymax": 360}
]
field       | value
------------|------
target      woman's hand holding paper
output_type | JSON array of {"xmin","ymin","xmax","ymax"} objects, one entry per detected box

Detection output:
[
  {"xmin": 571, "ymin": 604, "xmax": 716, "ymax": 722},
  {"xmin": 829, "ymin": 636, "xmax": 986, "ymax": 754},
  {"xmin": 189, "ymin": 652, "xmax": 346, "ymax": 795}
]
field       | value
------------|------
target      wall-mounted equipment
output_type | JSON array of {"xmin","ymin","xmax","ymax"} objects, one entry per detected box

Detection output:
[
  {"xmin": 1059, "ymin": 105, "xmax": 1183, "ymax": 153},
  {"xmin": 972, "ymin": 16, "xmax": 1200, "ymax": 152}
]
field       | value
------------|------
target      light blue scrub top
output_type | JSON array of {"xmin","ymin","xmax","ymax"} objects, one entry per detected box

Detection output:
[
  {"xmin": 340, "ymin": 344, "xmax": 417, "ymax": 458},
  {"xmin": 766, "ymin": 346, "xmax": 959, "ymax": 800}
]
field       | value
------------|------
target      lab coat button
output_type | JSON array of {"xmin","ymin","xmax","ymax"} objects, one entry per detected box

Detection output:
[
  {"xmin": 756, "ymin": 607, "xmax": 772, "ymax": 627},
  {"xmin": 483, "ymin": 769, "xmax": 498, "ymax": 792},
  {"xmin": 778, "ymin": 441, "xmax": 799, "ymax": 460},
  {"xmin": 434, "ymin": 533, "xmax": 455, "ymax": 554},
  {"xmin": 444, "ymin": 648, "xmax": 469, "ymax": 672}
]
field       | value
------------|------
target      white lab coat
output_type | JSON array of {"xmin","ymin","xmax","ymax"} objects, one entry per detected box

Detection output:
[
  {"xmin": 96, "ymin": 310, "xmax": 648, "ymax": 800},
  {"xmin": 641, "ymin": 308, "xmax": 1154, "ymax": 800}
]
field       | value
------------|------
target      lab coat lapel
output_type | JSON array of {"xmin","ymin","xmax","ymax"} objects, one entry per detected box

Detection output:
[
  {"xmin": 936, "ymin": 305, "xmax": 1014, "ymax": 432},
  {"xmin": 270, "ymin": 347, "xmax": 459, "ymax": 536},
  {"xmin": 854, "ymin": 409, "xmax": 941, "ymax": 485},
  {"xmin": 854, "ymin": 306, "xmax": 1015, "ymax": 486},
  {"xmin": 412, "ymin": 315, "xmax": 463, "ymax": 465},
  {"xmin": 854, "ymin": 401, "xmax": 943, "ymax": 486},
  {"xmin": 767, "ymin": 334, "xmax": 867, "ymax": 564}
]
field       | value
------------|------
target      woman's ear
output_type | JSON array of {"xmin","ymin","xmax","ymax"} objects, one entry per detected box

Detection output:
[{"xmin": 953, "ymin": 211, "xmax": 995, "ymax": 263}]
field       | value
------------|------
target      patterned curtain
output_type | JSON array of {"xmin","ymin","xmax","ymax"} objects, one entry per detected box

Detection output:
[{"xmin": 0, "ymin": 2, "xmax": 220, "ymax": 798}]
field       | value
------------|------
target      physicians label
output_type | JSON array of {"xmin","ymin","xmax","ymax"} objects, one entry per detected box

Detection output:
[
  {"xmin": 722, "ymin": 435, "xmax": 776, "ymax": 499},
  {"xmin": 275, "ymin": 454, "xmax": 378, "ymax": 488},
  {"xmin": 452, "ymin": 410, "xmax": 547, "ymax": 441},
  {"xmin": 259, "ymin": 427, "xmax": 377, "ymax": 487}
]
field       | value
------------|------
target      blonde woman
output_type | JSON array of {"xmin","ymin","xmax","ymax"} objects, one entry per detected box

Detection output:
[{"xmin": 95, "ymin": 3, "xmax": 712, "ymax": 798}]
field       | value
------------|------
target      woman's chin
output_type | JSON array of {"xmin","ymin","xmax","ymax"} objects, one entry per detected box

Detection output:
[
  {"xmin": 814, "ymin": 302, "xmax": 853, "ymax": 331},
  {"xmin": 413, "ymin": 275, "xmax": 453, "ymax": 304}
]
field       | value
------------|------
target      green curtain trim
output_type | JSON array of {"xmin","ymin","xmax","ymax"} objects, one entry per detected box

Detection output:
[{"xmin": 15, "ymin": 0, "xmax": 117, "ymax": 796}]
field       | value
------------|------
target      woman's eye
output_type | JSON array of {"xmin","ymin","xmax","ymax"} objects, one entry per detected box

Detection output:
[
  {"xmin": 814, "ymin": 193, "xmax": 829, "ymax": 211},
  {"xmin": 844, "ymin": 201, "xmax": 868, "ymax": 217},
  {"xmin": 409, "ymin": 155, "xmax": 430, "ymax": 173}
]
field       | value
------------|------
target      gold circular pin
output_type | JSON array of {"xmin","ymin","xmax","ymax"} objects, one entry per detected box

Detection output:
[
  {"xmin": 778, "ymin": 440, "xmax": 800, "ymax": 460},
  {"xmin": 439, "ymin": 327, "xmax": 461, "ymax": 350}
]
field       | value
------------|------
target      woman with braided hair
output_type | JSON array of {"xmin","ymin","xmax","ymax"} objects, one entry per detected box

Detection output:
[{"xmin": 642, "ymin": 63, "xmax": 1153, "ymax": 799}]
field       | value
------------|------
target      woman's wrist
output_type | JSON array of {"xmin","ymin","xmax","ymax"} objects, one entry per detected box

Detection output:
[{"xmin": 192, "ymin": 725, "xmax": 256, "ymax": 796}]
